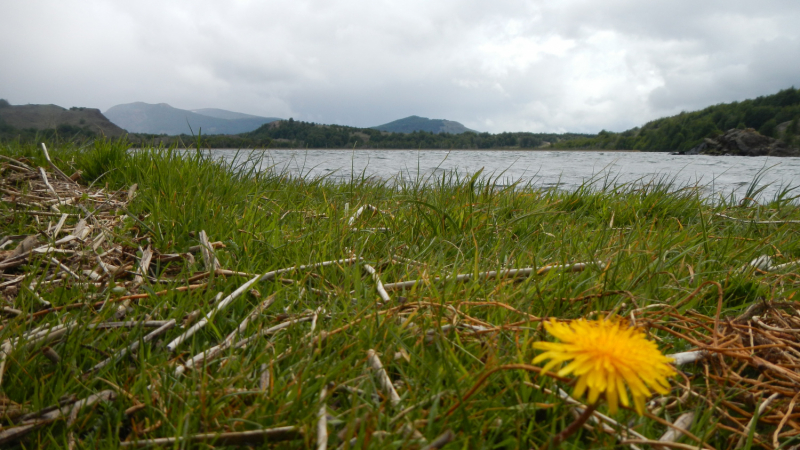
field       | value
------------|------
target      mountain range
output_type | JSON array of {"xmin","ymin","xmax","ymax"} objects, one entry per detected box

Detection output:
[
  {"xmin": 103, "ymin": 102, "xmax": 281, "ymax": 135},
  {"xmin": 0, "ymin": 99, "xmax": 482, "ymax": 142},
  {"xmin": 3, "ymin": 88, "xmax": 797, "ymax": 150},
  {"xmin": 103, "ymin": 104, "xmax": 477, "ymax": 136}
]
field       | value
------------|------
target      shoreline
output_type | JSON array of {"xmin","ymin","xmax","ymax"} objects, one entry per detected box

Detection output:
[{"xmin": 205, "ymin": 147, "xmax": 643, "ymax": 152}]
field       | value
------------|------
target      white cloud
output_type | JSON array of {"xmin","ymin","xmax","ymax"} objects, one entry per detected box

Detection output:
[{"xmin": 1, "ymin": 0, "xmax": 799, "ymax": 133}]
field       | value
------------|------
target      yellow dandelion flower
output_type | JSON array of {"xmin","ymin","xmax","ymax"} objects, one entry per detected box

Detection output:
[{"xmin": 533, "ymin": 318, "xmax": 675, "ymax": 415}]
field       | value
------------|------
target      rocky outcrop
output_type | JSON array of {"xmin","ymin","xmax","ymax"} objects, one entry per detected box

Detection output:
[{"xmin": 684, "ymin": 129, "xmax": 800, "ymax": 157}]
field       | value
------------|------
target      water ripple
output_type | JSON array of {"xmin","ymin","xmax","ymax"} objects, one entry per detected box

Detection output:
[{"xmin": 207, "ymin": 149, "xmax": 800, "ymax": 200}]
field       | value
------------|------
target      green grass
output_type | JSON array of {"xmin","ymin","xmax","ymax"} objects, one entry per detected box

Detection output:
[{"xmin": 1, "ymin": 140, "xmax": 799, "ymax": 449}]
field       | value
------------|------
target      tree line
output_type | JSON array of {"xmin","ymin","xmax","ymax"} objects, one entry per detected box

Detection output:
[
  {"xmin": 237, "ymin": 118, "xmax": 592, "ymax": 149},
  {"xmin": 0, "ymin": 113, "xmax": 591, "ymax": 149},
  {"xmin": 112, "ymin": 118, "xmax": 593, "ymax": 149},
  {"xmin": 0, "ymin": 120, "xmax": 101, "ymax": 143}
]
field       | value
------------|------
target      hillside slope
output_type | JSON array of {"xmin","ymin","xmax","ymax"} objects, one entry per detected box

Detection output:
[
  {"xmin": 372, "ymin": 115, "xmax": 477, "ymax": 134},
  {"xmin": 104, "ymin": 102, "xmax": 280, "ymax": 135},
  {"xmin": 554, "ymin": 87, "xmax": 800, "ymax": 151},
  {"xmin": 0, "ymin": 101, "xmax": 126, "ymax": 138}
]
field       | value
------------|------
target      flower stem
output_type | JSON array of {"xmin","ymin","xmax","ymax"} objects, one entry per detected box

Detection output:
[{"xmin": 541, "ymin": 403, "xmax": 598, "ymax": 449}]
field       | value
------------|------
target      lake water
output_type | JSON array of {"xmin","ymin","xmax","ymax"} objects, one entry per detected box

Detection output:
[{"xmin": 208, "ymin": 149, "xmax": 800, "ymax": 201}]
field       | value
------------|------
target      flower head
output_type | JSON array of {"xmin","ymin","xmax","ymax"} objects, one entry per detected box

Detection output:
[{"xmin": 533, "ymin": 318, "xmax": 675, "ymax": 415}]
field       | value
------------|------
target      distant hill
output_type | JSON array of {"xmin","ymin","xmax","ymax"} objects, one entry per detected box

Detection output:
[
  {"xmin": 104, "ymin": 102, "xmax": 281, "ymax": 135},
  {"xmin": 0, "ymin": 101, "xmax": 126, "ymax": 139},
  {"xmin": 372, "ymin": 115, "xmax": 477, "ymax": 134},
  {"xmin": 554, "ymin": 87, "xmax": 800, "ymax": 151}
]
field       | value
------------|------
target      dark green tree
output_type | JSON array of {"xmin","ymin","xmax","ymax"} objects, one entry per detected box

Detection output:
[{"xmin": 758, "ymin": 119, "xmax": 777, "ymax": 137}]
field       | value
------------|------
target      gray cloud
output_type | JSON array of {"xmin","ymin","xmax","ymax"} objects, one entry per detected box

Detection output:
[{"xmin": 1, "ymin": 0, "xmax": 799, "ymax": 133}]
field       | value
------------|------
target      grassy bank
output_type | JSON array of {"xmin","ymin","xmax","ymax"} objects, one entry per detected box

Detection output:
[{"xmin": 1, "ymin": 140, "xmax": 799, "ymax": 449}]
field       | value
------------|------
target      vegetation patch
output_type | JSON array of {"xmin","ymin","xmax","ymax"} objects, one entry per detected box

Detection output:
[{"xmin": 1, "ymin": 140, "xmax": 799, "ymax": 448}]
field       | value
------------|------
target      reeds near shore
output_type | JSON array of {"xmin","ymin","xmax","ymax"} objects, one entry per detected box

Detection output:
[{"xmin": 0, "ymin": 140, "xmax": 799, "ymax": 449}]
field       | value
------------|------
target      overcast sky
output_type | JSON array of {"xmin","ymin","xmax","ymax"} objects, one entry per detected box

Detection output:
[{"xmin": 2, "ymin": 0, "xmax": 799, "ymax": 133}]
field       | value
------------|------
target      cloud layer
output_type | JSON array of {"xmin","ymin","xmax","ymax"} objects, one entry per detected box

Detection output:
[{"xmin": 2, "ymin": 0, "xmax": 799, "ymax": 133}]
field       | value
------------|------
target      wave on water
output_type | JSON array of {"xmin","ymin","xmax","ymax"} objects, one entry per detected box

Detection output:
[{"xmin": 205, "ymin": 149, "xmax": 800, "ymax": 201}]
